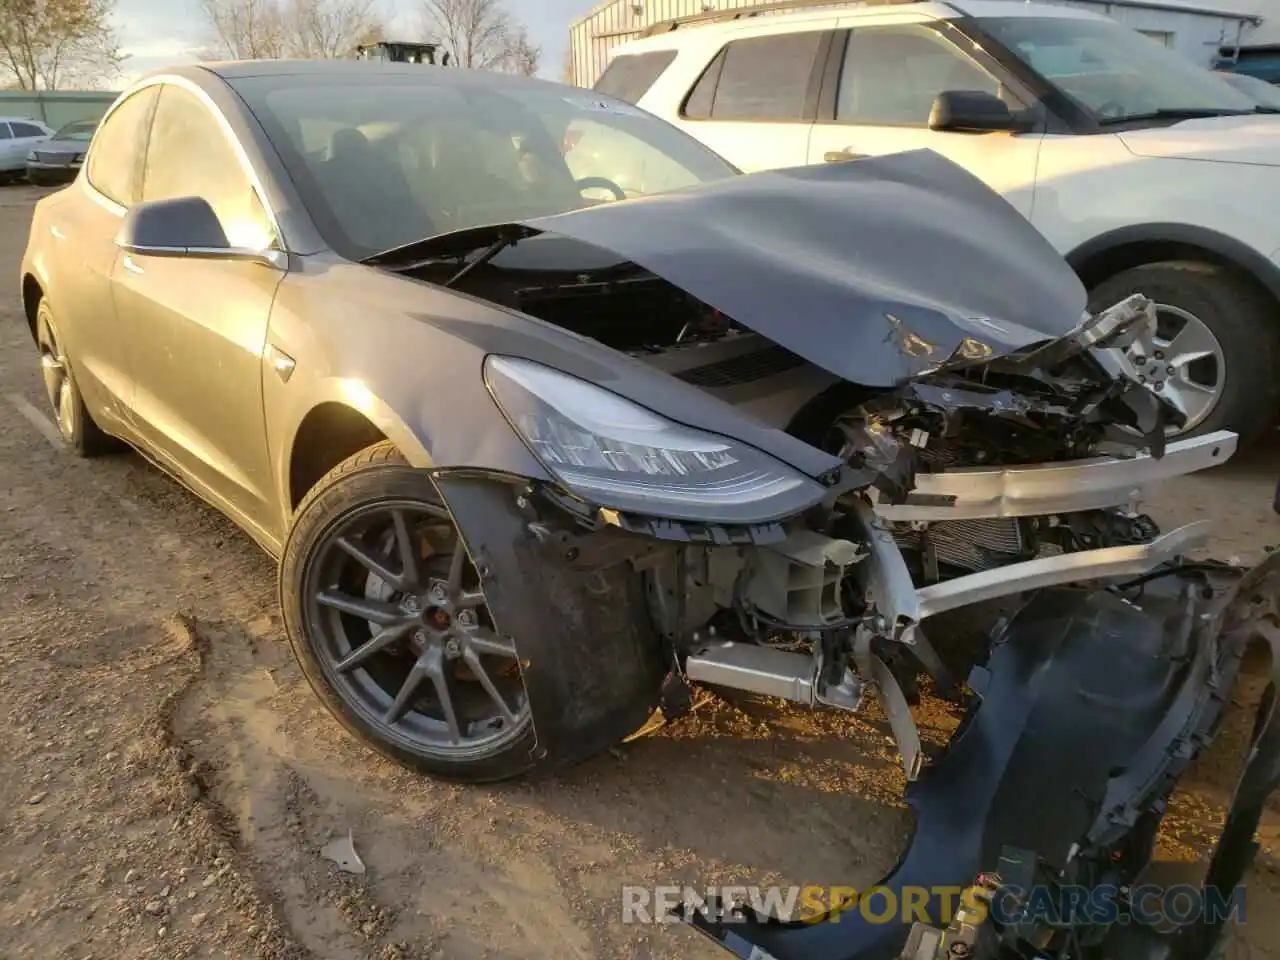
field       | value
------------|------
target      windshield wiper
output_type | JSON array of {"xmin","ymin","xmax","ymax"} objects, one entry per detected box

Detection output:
[{"xmin": 1098, "ymin": 107, "xmax": 1255, "ymax": 125}]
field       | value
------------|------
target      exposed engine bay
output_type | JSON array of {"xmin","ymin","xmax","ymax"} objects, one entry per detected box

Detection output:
[
  {"xmin": 393, "ymin": 201, "xmax": 1239, "ymax": 773},
  {"xmin": 405, "ymin": 227, "xmax": 1219, "ymax": 593},
  {"xmin": 373, "ymin": 151, "xmax": 1272, "ymax": 960}
]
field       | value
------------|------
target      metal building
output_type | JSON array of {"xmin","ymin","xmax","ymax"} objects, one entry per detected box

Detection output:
[{"xmin": 566, "ymin": 0, "xmax": 1267, "ymax": 87}]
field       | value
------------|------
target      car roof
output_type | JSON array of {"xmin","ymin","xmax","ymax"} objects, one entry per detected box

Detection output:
[
  {"xmin": 947, "ymin": 0, "xmax": 1111, "ymax": 20},
  {"xmin": 173, "ymin": 59, "xmax": 585, "ymax": 97},
  {"xmin": 613, "ymin": 0, "xmax": 1110, "ymax": 54}
]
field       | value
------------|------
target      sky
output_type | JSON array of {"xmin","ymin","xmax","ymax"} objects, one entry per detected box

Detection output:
[{"xmin": 111, "ymin": 0, "xmax": 593, "ymax": 84}]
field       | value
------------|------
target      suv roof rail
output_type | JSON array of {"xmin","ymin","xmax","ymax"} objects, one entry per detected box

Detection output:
[{"xmin": 639, "ymin": 0, "xmax": 926, "ymax": 37}]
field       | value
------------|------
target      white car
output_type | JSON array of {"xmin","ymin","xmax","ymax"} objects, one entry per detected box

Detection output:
[
  {"xmin": 603, "ymin": 0, "xmax": 1280, "ymax": 443},
  {"xmin": 0, "ymin": 116, "xmax": 52, "ymax": 182}
]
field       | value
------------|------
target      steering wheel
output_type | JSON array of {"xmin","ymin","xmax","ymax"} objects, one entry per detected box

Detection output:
[{"xmin": 575, "ymin": 176, "xmax": 627, "ymax": 201}]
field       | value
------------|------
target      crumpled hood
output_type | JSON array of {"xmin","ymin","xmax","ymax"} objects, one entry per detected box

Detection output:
[
  {"xmin": 1119, "ymin": 114, "xmax": 1280, "ymax": 167},
  {"xmin": 369, "ymin": 149, "xmax": 1088, "ymax": 387}
]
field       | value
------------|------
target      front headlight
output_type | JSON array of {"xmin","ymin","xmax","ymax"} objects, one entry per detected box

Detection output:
[{"xmin": 484, "ymin": 355, "xmax": 826, "ymax": 524}]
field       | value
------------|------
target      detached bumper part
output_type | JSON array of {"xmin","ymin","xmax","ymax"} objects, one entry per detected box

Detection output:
[
  {"xmin": 873, "ymin": 431, "xmax": 1236, "ymax": 523},
  {"xmin": 681, "ymin": 559, "xmax": 1280, "ymax": 960}
]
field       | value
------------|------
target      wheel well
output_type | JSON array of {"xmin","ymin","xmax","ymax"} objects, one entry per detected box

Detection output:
[
  {"xmin": 1073, "ymin": 239, "xmax": 1277, "ymax": 308},
  {"xmin": 289, "ymin": 403, "xmax": 388, "ymax": 509},
  {"xmin": 21, "ymin": 274, "xmax": 42, "ymax": 339}
]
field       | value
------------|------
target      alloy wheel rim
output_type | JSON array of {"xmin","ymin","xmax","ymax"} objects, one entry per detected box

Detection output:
[
  {"xmin": 1123, "ymin": 304, "xmax": 1225, "ymax": 435},
  {"xmin": 303, "ymin": 499, "xmax": 531, "ymax": 760},
  {"xmin": 36, "ymin": 317, "xmax": 75, "ymax": 440}
]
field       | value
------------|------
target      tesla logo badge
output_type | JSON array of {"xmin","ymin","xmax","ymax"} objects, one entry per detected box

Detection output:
[{"xmin": 267, "ymin": 345, "xmax": 296, "ymax": 383}]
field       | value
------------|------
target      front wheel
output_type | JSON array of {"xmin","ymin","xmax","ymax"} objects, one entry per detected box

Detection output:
[
  {"xmin": 280, "ymin": 442, "xmax": 537, "ymax": 783},
  {"xmin": 1088, "ymin": 262, "xmax": 1280, "ymax": 446}
]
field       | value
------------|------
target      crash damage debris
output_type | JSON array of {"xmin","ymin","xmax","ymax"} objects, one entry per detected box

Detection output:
[
  {"xmin": 362, "ymin": 152, "xmax": 1277, "ymax": 960},
  {"xmin": 321, "ymin": 830, "xmax": 366, "ymax": 876},
  {"xmin": 676, "ymin": 557, "xmax": 1280, "ymax": 960}
]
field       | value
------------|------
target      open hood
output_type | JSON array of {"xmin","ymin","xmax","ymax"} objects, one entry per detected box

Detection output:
[{"xmin": 367, "ymin": 149, "xmax": 1088, "ymax": 388}]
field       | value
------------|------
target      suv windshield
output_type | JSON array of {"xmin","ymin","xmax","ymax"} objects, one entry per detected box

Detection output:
[
  {"xmin": 233, "ymin": 74, "xmax": 736, "ymax": 259},
  {"xmin": 1218, "ymin": 71, "xmax": 1280, "ymax": 109},
  {"xmin": 978, "ymin": 16, "xmax": 1261, "ymax": 123},
  {"xmin": 53, "ymin": 120, "xmax": 96, "ymax": 141}
]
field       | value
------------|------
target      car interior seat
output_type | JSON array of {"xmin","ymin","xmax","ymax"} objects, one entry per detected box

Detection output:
[{"xmin": 321, "ymin": 126, "xmax": 435, "ymax": 250}]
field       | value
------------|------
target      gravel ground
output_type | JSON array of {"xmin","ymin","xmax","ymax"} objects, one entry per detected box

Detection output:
[{"xmin": 1, "ymin": 182, "xmax": 1279, "ymax": 960}]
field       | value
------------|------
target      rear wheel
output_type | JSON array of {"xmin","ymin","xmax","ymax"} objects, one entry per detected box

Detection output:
[
  {"xmin": 1088, "ymin": 262, "xmax": 1280, "ymax": 445},
  {"xmin": 34, "ymin": 299, "xmax": 118, "ymax": 457},
  {"xmin": 280, "ymin": 442, "xmax": 537, "ymax": 782}
]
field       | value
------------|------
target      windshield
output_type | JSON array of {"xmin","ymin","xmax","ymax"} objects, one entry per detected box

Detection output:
[
  {"xmin": 977, "ymin": 16, "xmax": 1261, "ymax": 123},
  {"xmin": 1218, "ymin": 72, "xmax": 1280, "ymax": 109},
  {"xmin": 53, "ymin": 120, "xmax": 96, "ymax": 141},
  {"xmin": 233, "ymin": 75, "xmax": 736, "ymax": 259}
]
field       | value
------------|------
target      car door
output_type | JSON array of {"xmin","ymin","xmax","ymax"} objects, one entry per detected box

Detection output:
[
  {"xmin": 11, "ymin": 120, "xmax": 50, "ymax": 164},
  {"xmin": 112, "ymin": 81, "xmax": 284, "ymax": 537},
  {"xmin": 807, "ymin": 21, "xmax": 1045, "ymax": 218},
  {"xmin": 51, "ymin": 86, "xmax": 160, "ymax": 430},
  {"xmin": 675, "ymin": 28, "xmax": 832, "ymax": 173}
]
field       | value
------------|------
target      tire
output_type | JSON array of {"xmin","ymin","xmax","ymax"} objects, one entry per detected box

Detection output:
[
  {"xmin": 280, "ymin": 441, "xmax": 538, "ymax": 783},
  {"xmin": 1088, "ymin": 262, "xmax": 1280, "ymax": 446},
  {"xmin": 34, "ymin": 299, "xmax": 118, "ymax": 457}
]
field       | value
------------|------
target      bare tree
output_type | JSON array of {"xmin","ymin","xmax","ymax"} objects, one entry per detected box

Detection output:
[
  {"xmin": 420, "ymin": 0, "xmax": 540, "ymax": 74},
  {"xmin": 286, "ymin": 0, "xmax": 382, "ymax": 58},
  {"xmin": 0, "ymin": 0, "xmax": 123, "ymax": 90},
  {"xmin": 200, "ymin": 0, "xmax": 383, "ymax": 61},
  {"xmin": 199, "ymin": 0, "xmax": 286, "ymax": 59},
  {"xmin": 502, "ymin": 24, "xmax": 539, "ymax": 77}
]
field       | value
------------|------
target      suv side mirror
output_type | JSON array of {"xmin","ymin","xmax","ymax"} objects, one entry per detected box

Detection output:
[
  {"xmin": 116, "ymin": 196, "xmax": 282, "ymax": 267},
  {"xmin": 929, "ymin": 90, "xmax": 1032, "ymax": 133}
]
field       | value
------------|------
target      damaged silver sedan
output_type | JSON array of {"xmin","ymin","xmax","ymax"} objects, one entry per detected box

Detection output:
[{"xmin": 19, "ymin": 61, "xmax": 1280, "ymax": 960}]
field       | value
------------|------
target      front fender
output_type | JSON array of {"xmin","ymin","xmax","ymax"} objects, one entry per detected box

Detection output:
[
  {"xmin": 263, "ymin": 259, "xmax": 557, "ymax": 529},
  {"xmin": 1066, "ymin": 222, "xmax": 1280, "ymax": 302}
]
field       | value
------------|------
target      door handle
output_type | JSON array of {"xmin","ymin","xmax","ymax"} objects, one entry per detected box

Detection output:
[
  {"xmin": 122, "ymin": 254, "xmax": 144, "ymax": 275},
  {"xmin": 825, "ymin": 150, "xmax": 868, "ymax": 163}
]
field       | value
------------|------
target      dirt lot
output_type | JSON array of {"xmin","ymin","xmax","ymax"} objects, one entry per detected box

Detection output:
[{"xmin": 2, "ymin": 182, "xmax": 1280, "ymax": 960}]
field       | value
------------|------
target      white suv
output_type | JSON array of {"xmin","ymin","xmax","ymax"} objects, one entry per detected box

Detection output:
[{"xmin": 602, "ymin": 0, "xmax": 1280, "ymax": 443}]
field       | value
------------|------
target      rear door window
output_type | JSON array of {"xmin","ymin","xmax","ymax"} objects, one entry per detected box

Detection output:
[
  {"xmin": 11, "ymin": 121, "xmax": 45, "ymax": 137},
  {"xmin": 683, "ymin": 31, "xmax": 827, "ymax": 121},
  {"xmin": 593, "ymin": 51, "xmax": 677, "ymax": 104},
  {"xmin": 0, "ymin": 124, "xmax": 11, "ymax": 140}
]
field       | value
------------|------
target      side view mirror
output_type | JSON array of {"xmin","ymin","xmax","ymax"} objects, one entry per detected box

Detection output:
[
  {"xmin": 928, "ymin": 90, "xmax": 1033, "ymax": 133},
  {"xmin": 115, "ymin": 196, "xmax": 283, "ymax": 268}
]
